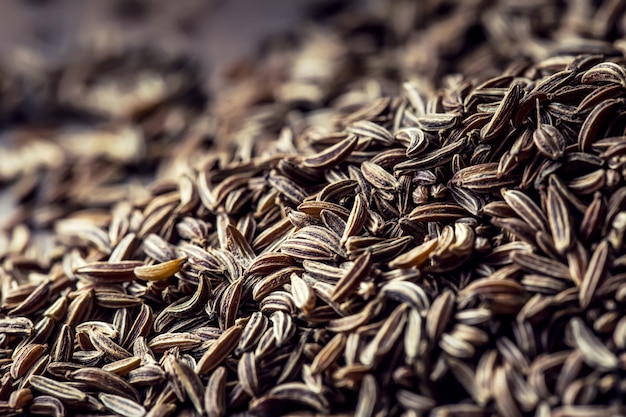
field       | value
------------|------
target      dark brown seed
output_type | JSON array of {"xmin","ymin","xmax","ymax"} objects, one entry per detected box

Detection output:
[
  {"xmin": 302, "ymin": 135, "xmax": 359, "ymax": 169},
  {"xmin": 75, "ymin": 261, "xmax": 144, "ymax": 282},
  {"xmin": 481, "ymin": 84, "xmax": 522, "ymax": 141},
  {"xmin": 196, "ymin": 325, "xmax": 243, "ymax": 375},
  {"xmin": 70, "ymin": 367, "xmax": 140, "ymax": 402},
  {"xmin": 331, "ymin": 252, "xmax": 371, "ymax": 302},
  {"xmin": 533, "ymin": 123, "xmax": 566, "ymax": 160},
  {"xmin": 578, "ymin": 98, "xmax": 622, "ymax": 152}
]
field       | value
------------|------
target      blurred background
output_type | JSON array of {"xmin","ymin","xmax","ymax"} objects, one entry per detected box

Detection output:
[
  {"xmin": 2, "ymin": 0, "xmax": 626, "ymax": 233},
  {"xmin": 0, "ymin": 0, "xmax": 329, "ymax": 88}
]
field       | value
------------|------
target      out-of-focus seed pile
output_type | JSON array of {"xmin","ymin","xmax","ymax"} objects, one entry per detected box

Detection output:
[{"xmin": 3, "ymin": 1, "xmax": 626, "ymax": 416}]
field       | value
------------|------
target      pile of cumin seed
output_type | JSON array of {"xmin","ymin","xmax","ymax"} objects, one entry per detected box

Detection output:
[{"xmin": 3, "ymin": 1, "xmax": 626, "ymax": 417}]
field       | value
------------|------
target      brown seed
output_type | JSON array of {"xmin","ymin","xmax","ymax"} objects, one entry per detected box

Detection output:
[
  {"xmin": 196, "ymin": 325, "xmax": 243, "ymax": 375},
  {"xmin": 219, "ymin": 279, "xmax": 243, "ymax": 330},
  {"xmin": 205, "ymin": 366, "xmax": 227, "ymax": 417},
  {"xmin": 148, "ymin": 332, "xmax": 203, "ymax": 353},
  {"xmin": 579, "ymin": 240, "xmax": 609, "ymax": 308},
  {"xmin": 237, "ymin": 351, "xmax": 260, "ymax": 397},
  {"xmin": 533, "ymin": 123, "xmax": 566, "ymax": 160},
  {"xmin": 426, "ymin": 291, "xmax": 455, "ymax": 342},
  {"xmin": 8, "ymin": 280, "xmax": 50, "ymax": 317},
  {"xmin": 395, "ymin": 137, "xmax": 467, "ymax": 173},
  {"xmin": 29, "ymin": 395, "xmax": 66, "ymax": 417},
  {"xmin": 502, "ymin": 189, "xmax": 548, "ymax": 232},
  {"xmin": 547, "ymin": 184, "xmax": 574, "ymax": 254},
  {"xmin": 380, "ymin": 281, "xmax": 430, "ymax": 314},
  {"xmin": 10, "ymin": 343, "xmax": 47, "ymax": 379},
  {"xmin": 70, "ymin": 367, "xmax": 140, "ymax": 402},
  {"xmin": 29, "ymin": 375, "xmax": 87, "ymax": 402},
  {"xmin": 76, "ymin": 261, "xmax": 144, "ymax": 282},
  {"xmin": 493, "ymin": 365, "xmax": 523, "ymax": 417},
  {"xmin": 481, "ymin": 84, "xmax": 522, "ymax": 141},
  {"xmin": 252, "ymin": 266, "xmax": 303, "ymax": 301},
  {"xmin": 347, "ymin": 120, "xmax": 394, "ymax": 146},
  {"xmin": 569, "ymin": 317, "xmax": 618, "ymax": 371},
  {"xmin": 361, "ymin": 161, "xmax": 399, "ymax": 191},
  {"xmin": 310, "ymin": 333, "xmax": 346, "ymax": 375},
  {"xmin": 578, "ymin": 98, "xmax": 622, "ymax": 152},
  {"xmin": 88, "ymin": 329, "xmax": 132, "ymax": 361},
  {"xmin": 451, "ymin": 163, "xmax": 518, "ymax": 192},
  {"xmin": 290, "ymin": 273, "xmax": 316, "ymax": 314},
  {"xmin": 331, "ymin": 252, "xmax": 371, "ymax": 302},
  {"xmin": 99, "ymin": 393, "xmax": 146, "ymax": 417},
  {"xmin": 302, "ymin": 135, "xmax": 359, "ymax": 169},
  {"xmin": 360, "ymin": 304, "xmax": 408, "ymax": 366},
  {"xmin": 341, "ymin": 193, "xmax": 368, "ymax": 245},
  {"xmin": 171, "ymin": 358, "xmax": 204, "ymax": 415}
]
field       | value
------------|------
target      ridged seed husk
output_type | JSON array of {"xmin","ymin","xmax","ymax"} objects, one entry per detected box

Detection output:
[{"xmin": 4, "ymin": 6, "xmax": 626, "ymax": 417}]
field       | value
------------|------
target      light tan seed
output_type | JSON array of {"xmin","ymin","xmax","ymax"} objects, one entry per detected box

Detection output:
[
  {"xmin": 493, "ymin": 365, "xmax": 523, "ymax": 417},
  {"xmin": 102, "ymin": 356, "xmax": 141, "ymax": 376},
  {"xmin": 388, "ymin": 238, "xmax": 437, "ymax": 269},
  {"xmin": 133, "ymin": 257, "xmax": 187, "ymax": 281},
  {"xmin": 355, "ymin": 374, "xmax": 378, "ymax": 417},
  {"xmin": 580, "ymin": 240, "xmax": 609, "ymax": 308},
  {"xmin": 439, "ymin": 333, "xmax": 475, "ymax": 358},
  {"xmin": 99, "ymin": 393, "xmax": 146, "ymax": 417},
  {"xmin": 417, "ymin": 113, "xmax": 458, "ymax": 131},
  {"xmin": 270, "ymin": 310, "xmax": 297, "ymax": 347},
  {"xmin": 569, "ymin": 317, "xmax": 617, "ymax": 371}
]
